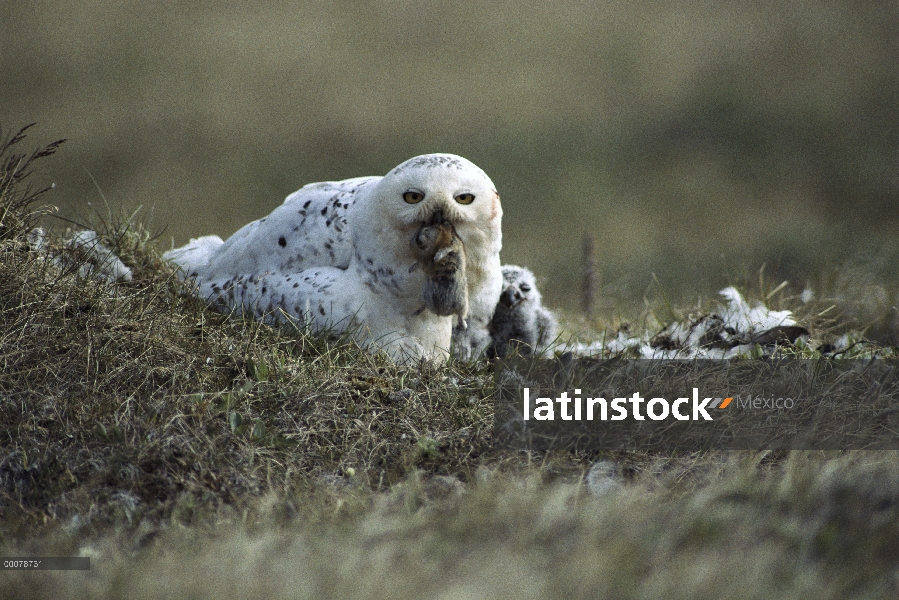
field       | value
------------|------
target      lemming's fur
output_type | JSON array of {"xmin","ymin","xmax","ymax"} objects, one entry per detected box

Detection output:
[{"xmin": 411, "ymin": 211, "xmax": 469, "ymax": 329}]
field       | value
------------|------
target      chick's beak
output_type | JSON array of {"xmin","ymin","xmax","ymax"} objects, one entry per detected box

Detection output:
[{"xmin": 499, "ymin": 285, "xmax": 523, "ymax": 308}]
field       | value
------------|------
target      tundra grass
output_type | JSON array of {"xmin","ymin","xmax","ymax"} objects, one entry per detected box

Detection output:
[{"xmin": 3, "ymin": 125, "xmax": 899, "ymax": 598}]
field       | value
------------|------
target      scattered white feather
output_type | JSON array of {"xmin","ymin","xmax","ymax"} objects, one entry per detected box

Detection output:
[
  {"xmin": 28, "ymin": 228, "xmax": 132, "ymax": 283},
  {"xmin": 832, "ymin": 334, "xmax": 852, "ymax": 352},
  {"xmin": 64, "ymin": 230, "xmax": 133, "ymax": 282},
  {"xmin": 585, "ymin": 461, "xmax": 622, "ymax": 497},
  {"xmin": 603, "ymin": 329, "xmax": 642, "ymax": 354},
  {"xmin": 27, "ymin": 227, "xmax": 47, "ymax": 252},
  {"xmin": 717, "ymin": 286, "xmax": 795, "ymax": 332},
  {"xmin": 569, "ymin": 287, "xmax": 804, "ymax": 359}
]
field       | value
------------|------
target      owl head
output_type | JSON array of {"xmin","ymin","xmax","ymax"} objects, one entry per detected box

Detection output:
[
  {"xmin": 498, "ymin": 265, "xmax": 542, "ymax": 309},
  {"xmin": 350, "ymin": 154, "xmax": 502, "ymax": 264},
  {"xmin": 381, "ymin": 154, "xmax": 499, "ymax": 226}
]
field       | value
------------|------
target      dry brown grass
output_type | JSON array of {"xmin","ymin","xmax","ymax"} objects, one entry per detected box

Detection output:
[
  {"xmin": 5, "ymin": 452, "xmax": 899, "ymax": 599},
  {"xmin": 4, "ymin": 125, "xmax": 899, "ymax": 598},
  {"xmin": 0, "ymin": 126, "xmax": 508, "ymax": 534}
]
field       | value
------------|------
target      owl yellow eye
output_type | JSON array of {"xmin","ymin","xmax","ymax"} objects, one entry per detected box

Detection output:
[
  {"xmin": 403, "ymin": 190, "xmax": 425, "ymax": 204},
  {"xmin": 455, "ymin": 193, "xmax": 475, "ymax": 205}
]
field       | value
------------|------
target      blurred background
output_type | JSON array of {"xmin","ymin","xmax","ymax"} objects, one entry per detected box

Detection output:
[{"xmin": 3, "ymin": 0, "xmax": 899, "ymax": 318}]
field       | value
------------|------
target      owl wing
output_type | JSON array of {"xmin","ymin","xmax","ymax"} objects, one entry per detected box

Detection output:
[
  {"xmin": 198, "ymin": 266, "xmax": 365, "ymax": 332},
  {"xmin": 183, "ymin": 176, "xmax": 380, "ymax": 282}
]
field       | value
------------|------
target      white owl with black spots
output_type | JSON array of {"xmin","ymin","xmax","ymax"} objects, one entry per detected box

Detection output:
[
  {"xmin": 487, "ymin": 265, "xmax": 557, "ymax": 358},
  {"xmin": 164, "ymin": 154, "xmax": 503, "ymax": 363}
]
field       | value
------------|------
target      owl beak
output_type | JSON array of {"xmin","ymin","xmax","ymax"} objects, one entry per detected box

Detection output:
[
  {"xmin": 427, "ymin": 209, "xmax": 445, "ymax": 226},
  {"xmin": 499, "ymin": 286, "xmax": 523, "ymax": 308}
]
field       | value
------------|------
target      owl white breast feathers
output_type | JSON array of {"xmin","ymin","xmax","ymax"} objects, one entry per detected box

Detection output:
[{"xmin": 164, "ymin": 154, "xmax": 503, "ymax": 362}]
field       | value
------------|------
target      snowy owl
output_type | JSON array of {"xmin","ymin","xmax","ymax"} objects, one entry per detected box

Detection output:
[
  {"xmin": 164, "ymin": 154, "xmax": 503, "ymax": 363},
  {"xmin": 487, "ymin": 265, "xmax": 557, "ymax": 358}
]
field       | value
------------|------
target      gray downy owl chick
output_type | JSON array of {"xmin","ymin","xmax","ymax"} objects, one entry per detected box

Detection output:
[
  {"xmin": 410, "ymin": 210, "xmax": 469, "ymax": 329},
  {"xmin": 488, "ymin": 265, "xmax": 557, "ymax": 358}
]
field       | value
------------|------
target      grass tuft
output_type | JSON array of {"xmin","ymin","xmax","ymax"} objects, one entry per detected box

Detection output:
[{"xmin": 0, "ymin": 123, "xmax": 65, "ymax": 241}]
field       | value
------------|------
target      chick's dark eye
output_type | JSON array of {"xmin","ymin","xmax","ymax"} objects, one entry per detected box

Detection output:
[
  {"xmin": 403, "ymin": 191, "xmax": 424, "ymax": 204},
  {"xmin": 519, "ymin": 284, "xmax": 531, "ymax": 292},
  {"xmin": 455, "ymin": 193, "xmax": 475, "ymax": 205}
]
